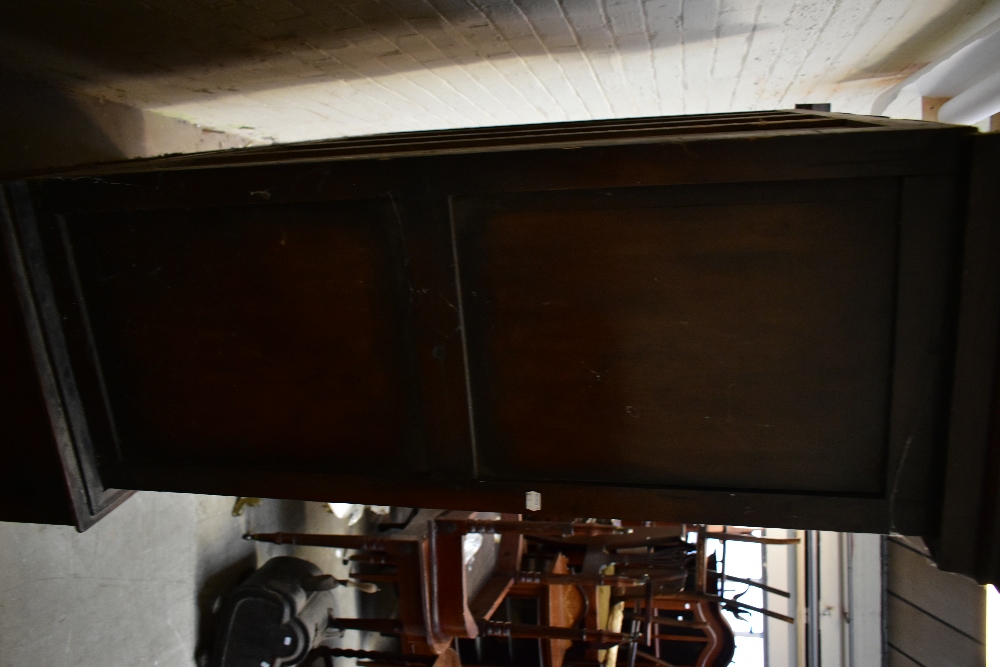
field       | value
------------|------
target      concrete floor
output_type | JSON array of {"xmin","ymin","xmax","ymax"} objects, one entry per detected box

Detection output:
[{"xmin": 0, "ymin": 492, "xmax": 367, "ymax": 667}]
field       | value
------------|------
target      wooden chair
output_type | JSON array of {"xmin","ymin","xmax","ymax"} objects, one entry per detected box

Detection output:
[
  {"xmin": 493, "ymin": 553, "xmax": 588, "ymax": 667},
  {"xmin": 511, "ymin": 524, "xmax": 799, "ymax": 667},
  {"xmin": 622, "ymin": 525, "xmax": 799, "ymax": 667},
  {"xmin": 482, "ymin": 522, "xmax": 688, "ymax": 667},
  {"xmin": 623, "ymin": 598, "xmax": 735, "ymax": 667},
  {"xmin": 246, "ymin": 512, "xmax": 639, "ymax": 659}
]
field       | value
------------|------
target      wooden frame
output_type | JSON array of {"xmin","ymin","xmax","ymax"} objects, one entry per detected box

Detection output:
[
  {"xmin": 0, "ymin": 185, "xmax": 132, "ymax": 529},
  {"xmin": 938, "ymin": 133, "xmax": 1000, "ymax": 584},
  {"xmin": 1, "ymin": 110, "xmax": 997, "ymax": 585}
]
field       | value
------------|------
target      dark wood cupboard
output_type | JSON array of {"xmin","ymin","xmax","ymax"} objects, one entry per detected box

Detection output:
[{"xmin": 2, "ymin": 110, "xmax": 998, "ymax": 584}]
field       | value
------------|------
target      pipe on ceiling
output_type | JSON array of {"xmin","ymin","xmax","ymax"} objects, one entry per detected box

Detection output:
[
  {"xmin": 871, "ymin": 7, "xmax": 1000, "ymax": 121},
  {"xmin": 938, "ymin": 68, "xmax": 1000, "ymax": 124}
]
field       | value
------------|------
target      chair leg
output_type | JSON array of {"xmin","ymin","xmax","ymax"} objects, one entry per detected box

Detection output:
[
  {"xmin": 477, "ymin": 620, "xmax": 637, "ymax": 645},
  {"xmin": 306, "ymin": 647, "xmax": 435, "ymax": 666},
  {"xmin": 244, "ymin": 531, "xmax": 395, "ymax": 551},
  {"xmin": 350, "ymin": 551, "xmax": 396, "ymax": 565},
  {"xmin": 351, "ymin": 572, "xmax": 399, "ymax": 584},
  {"xmin": 694, "ymin": 527, "xmax": 707, "ymax": 593},
  {"xmin": 328, "ymin": 618, "xmax": 405, "ymax": 635},
  {"xmin": 634, "ymin": 650, "xmax": 677, "ymax": 667},
  {"xmin": 513, "ymin": 571, "xmax": 646, "ymax": 587}
]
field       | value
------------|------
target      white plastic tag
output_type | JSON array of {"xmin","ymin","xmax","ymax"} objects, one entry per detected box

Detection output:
[{"xmin": 525, "ymin": 491, "xmax": 542, "ymax": 512}]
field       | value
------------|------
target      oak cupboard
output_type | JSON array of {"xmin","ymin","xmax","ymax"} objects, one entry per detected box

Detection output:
[{"xmin": 2, "ymin": 109, "xmax": 998, "ymax": 584}]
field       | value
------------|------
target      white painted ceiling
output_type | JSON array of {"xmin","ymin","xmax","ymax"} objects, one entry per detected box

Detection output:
[{"xmin": 0, "ymin": 0, "xmax": 995, "ymax": 145}]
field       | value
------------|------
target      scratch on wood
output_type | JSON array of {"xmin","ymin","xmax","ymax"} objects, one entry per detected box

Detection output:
[{"xmin": 889, "ymin": 435, "xmax": 914, "ymax": 533}]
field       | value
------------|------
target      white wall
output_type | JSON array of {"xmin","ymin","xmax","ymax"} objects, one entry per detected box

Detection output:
[
  {"xmin": 0, "ymin": 69, "xmax": 250, "ymax": 176},
  {"xmin": 764, "ymin": 531, "xmax": 883, "ymax": 667},
  {"xmin": 0, "ymin": 0, "xmax": 989, "ymax": 146}
]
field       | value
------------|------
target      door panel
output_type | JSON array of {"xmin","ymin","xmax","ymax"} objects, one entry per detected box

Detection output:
[
  {"xmin": 65, "ymin": 199, "xmax": 416, "ymax": 473},
  {"xmin": 456, "ymin": 179, "xmax": 899, "ymax": 493}
]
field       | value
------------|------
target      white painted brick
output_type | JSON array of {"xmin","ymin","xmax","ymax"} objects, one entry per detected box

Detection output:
[
  {"xmin": 704, "ymin": 0, "xmax": 759, "ymax": 112},
  {"xmin": 605, "ymin": 0, "xmax": 659, "ymax": 115},
  {"xmin": 0, "ymin": 0, "xmax": 965, "ymax": 144},
  {"xmin": 758, "ymin": 0, "xmax": 840, "ymax": 108},
  {"xmin": 562, "ymin": 0, "xmax": 633, "ymax": 117},
  {"xmin": 644, "ymin": 0, "xmax": 684, "ymax": 115},
  {"xmin": 729, "ymin": 0, "xmax": 797, "ymax": 110},
  {"xmin": 680, "ymin": 0, "xmax": 721, "ymax": 114}
]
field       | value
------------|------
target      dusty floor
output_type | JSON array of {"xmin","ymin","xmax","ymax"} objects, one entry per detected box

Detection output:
[{"xmin": 0, "ymin": 491, "xmax": 370, "ymax": 667}]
